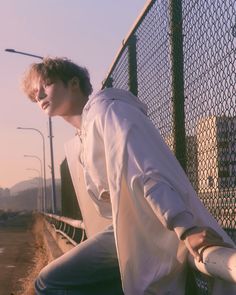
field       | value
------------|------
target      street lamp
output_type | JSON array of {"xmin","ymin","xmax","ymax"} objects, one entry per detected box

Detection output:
[
  {"xmin": 5, "ymin": 48, "xmax": 43, "ymax": 59},
  {"xmin": 5, "ymin": 48, "xmax": 57, "ymax": 213},
  {"xmin": 24, "ymin": 154, "xmax": 42, "ymax": 174},
  {"xmin": 24, "ymin": 154, "xmax": 44, "ymax": 210},
  {"xmin": 26, "ymin": 167, "xmax": 41, "ymax": 174},
  {"xmin": 18, "ymin": 127, "xmax": 46, "ymax": 212},
  {"xmin": 26, "ymin": 168, "xmax": 43, "ymax": 211}
]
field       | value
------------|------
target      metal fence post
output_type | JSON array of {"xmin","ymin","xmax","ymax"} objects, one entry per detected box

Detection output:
[
  {"xmin": 104, "ymin": 77, "xmax": 113, "ymax": 88},
  {"xmin": 49, "ymin": 117, "xmax": 57, "ymax": 213},
  {"xmin": 127, "ymin": 35, "xmax": 138, "ymax": 96},
  {"xmin": 169, "ymin": 0, "xmax": 187, "ymax": 170}
]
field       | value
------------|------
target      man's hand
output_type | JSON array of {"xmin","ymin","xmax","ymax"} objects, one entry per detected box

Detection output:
[{"xmin": 183, "ymin": 226, "xmax": 233, "ymax": 262}]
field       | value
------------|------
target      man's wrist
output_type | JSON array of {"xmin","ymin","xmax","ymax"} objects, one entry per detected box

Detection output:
[
  {"xmin": 171, "ymin": 211, "xmax": 196, "ymax": 239},
  {"xmin": 180, "ymin": 226, "xmax": 199, "ymax": 240}
]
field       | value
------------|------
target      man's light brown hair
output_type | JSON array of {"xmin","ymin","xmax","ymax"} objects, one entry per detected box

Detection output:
[{"xmin": 22, "ymin": 57, "xmax": 93, "ymax": 102}]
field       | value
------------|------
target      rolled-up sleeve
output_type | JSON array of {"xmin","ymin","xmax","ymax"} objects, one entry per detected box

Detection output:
[{"xmin": 145, "ymin": 181, "xmax": 196, "ymax": 239}]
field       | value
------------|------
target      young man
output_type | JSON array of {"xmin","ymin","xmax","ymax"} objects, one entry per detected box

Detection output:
[{"xmin": 22, "ymin": 57, "xmax": 234, "ymax": 295}]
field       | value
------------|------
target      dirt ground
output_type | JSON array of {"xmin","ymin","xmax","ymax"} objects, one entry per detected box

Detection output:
[{"xmin": 0, "ymin": 212, "xmax": 49, "ymax": 295}]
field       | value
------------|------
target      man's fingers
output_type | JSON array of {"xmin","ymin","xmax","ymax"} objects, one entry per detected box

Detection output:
[
  {"xmin": 184, "ymin": 238, "xmax": 202, "ymax": 262},
  {"xmin": 195, "ymin": 252, "xmax": 202, "ymax": 262},
  {"xmin": 189, "ymin": 247, "xmax": 202, "ymax": 262},
  {"xmin": 184, "ymin": 226, "xmax": 235, "ymax": 263}
]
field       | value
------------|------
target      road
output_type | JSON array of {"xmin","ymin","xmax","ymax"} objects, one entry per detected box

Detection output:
[{"xmin": 0, "ymin": 212, "xmax": 36, "ymax": 295}]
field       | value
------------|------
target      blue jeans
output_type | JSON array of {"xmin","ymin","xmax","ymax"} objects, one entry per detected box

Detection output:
[{"xmin": 35, "ymin": 225, "xmax": 124, "ymax": 294}]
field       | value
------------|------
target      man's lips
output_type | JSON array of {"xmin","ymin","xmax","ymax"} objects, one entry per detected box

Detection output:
[{"xmin": 41, "ymin": 102, "xmax": 49, "ymax": 110}]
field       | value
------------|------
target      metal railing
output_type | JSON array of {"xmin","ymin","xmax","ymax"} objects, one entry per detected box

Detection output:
[
  {"xmin": 44, "ymin": 213, "xmax": 86, "ymax": 246},
  {"xmin": 44, "ymin": 213, "xmax": 236, "ymax": 295}
]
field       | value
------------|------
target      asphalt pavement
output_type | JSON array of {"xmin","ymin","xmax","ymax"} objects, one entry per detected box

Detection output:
[{"xmin": 0, "ymin": 212, "xmax": 35, "ymax": 295}]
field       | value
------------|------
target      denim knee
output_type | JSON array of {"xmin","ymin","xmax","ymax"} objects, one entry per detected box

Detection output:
[
  {"xmin": 34, "ymin": 269, "xmax": 47, "ymax": 294},
  {"xmin": 35, "ymin": 267, "xmax": 57, "ymax": 294},
  {"xmin": 35, "ymin": 276, "xmax": 67, "ymax": 295},
  {"xmin": 35, "ymin": 262, "xmax": 74, "ymax": 294},
  {"xmin": 34, "ymin": 278, "xmax": 43, "ymax": 294}
]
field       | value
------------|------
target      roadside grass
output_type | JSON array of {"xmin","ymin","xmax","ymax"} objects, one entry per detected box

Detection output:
[{"xmin": 13, "ymin": 214, "xmax": 49, "ymax": 295}]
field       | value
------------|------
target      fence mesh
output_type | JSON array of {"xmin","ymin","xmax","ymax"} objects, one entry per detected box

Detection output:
[
  {"xmin": 182, "ymin": 0, "xmax": 236, "ymax": 232},
  {"xmin": 103, "ymin": 0, "xmax": 236, "ymax": 230},
  {"xmin": 102, "ymin": 1, "xmax": 236, "ymax": 292},
  {"xmin": 136, "ymin": 1, "xmax": 173, "ymax": 139},
  {"xmin": 107, "ymin": 47, "xmax": 130, "ymax": 91}
]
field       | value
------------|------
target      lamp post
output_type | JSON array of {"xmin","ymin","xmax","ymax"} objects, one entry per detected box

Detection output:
[
  {"xmin": 5, "ymin": 48, "xmax": 43, "ymax": 59},
  {"xmin": 5, "ymin": 48, "xmax": 57, "ymax": 213},
  {"xmin": 26, "ymin": 168, "xmax": 43, "ymax": 211},
  {"xmin": 24, "ymin": 155, "xmax": 42, "ymax": 173},
  {"xmin": 24, "ymin": 154, "xmax": 44, "ymax": 210},
  {"xmin": 18, "ymin": 127, "xmax": 46, "ymax": 212}
]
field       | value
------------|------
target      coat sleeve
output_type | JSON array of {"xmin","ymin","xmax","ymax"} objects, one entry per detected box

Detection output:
[
  {"xmin": 145, "ymin": 183, "xmax": 196, "ymax": 239},
  {"xmin": 102, "ymin": 100, "xmax": 197, "ymax": 239}
]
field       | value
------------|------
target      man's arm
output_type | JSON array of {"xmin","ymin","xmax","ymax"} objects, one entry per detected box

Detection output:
[
  {"xmin": 145, "ymin": 182, "xmax": 232, "ymax": 262},
  {"xmin": 101, "ymin": 101, "xmax": 233, "ymax": 261}
]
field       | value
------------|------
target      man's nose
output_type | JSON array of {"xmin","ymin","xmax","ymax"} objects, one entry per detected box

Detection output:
[{"xmin": 36, "ymin": 89, "xmax": 47, "ymax": 101}]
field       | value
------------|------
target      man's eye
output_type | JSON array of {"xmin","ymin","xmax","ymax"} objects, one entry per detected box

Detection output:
[{"xmin": 44, "ymin": 80, "xmax": 53, "ymax": 87}]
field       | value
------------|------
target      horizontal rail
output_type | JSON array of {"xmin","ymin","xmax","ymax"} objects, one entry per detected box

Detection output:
[
  {"xmin": 43, "ymin": 213, "xmax": 86, "ymax": 246},
  {"xmin": 44, "ymin": 213, "xmax": 85, "ymax": 229},
  {"xmin": 43, "ymin": 214, "xmax": 236, "ymax": 287},
  {"xmin": 188, "ymin": 245, "xmax": 236, "ymax": 283},
  {"xmin": 102, "ymin": 0, "xmax": 155, "ymax": 87},
  {"xmin": 51, "ymin": 224, "xmax": 78, "ymax": 247}
]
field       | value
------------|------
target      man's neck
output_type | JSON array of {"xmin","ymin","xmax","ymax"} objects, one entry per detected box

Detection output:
[
  {"xmin": 62, "ymin": 114, "xmax": 83, "ymax": 129},
  {"xmin": 62, "ymin": 93, "xmax": 88, "ymax": 129}
]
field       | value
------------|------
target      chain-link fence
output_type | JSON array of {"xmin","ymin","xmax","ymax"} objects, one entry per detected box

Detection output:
[
  {"xmin": 183, "ymin": 0, "xmax": 236, "ymax": 232},
  {"xmin": 102, "ymin": 0, "xmax": 236, "ymax": 231},
  {"xmin": 102, "ymin": 1, "xmax": 236, "ymax": 292}
]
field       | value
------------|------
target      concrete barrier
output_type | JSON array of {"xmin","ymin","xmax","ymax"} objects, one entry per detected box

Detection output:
[{"xmin": 42, "ymin": 219, "xmax": 73, "ymax": 260}]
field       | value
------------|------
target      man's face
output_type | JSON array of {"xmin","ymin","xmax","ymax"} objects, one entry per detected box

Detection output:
[{"xmin": 32, "ymin": 77, "xmax": 73, "ymax": 117}]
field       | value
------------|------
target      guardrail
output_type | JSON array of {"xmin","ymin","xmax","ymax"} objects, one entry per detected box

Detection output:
[
  {"xmin": 189, "ymin": 246, "xmax": 236, "ymax": 284},
  {"xmin": 44, "ymin": 214, "xmax": 236, "ymax": 290},
  {"xmin": 43, "ymin": 213, "xmax": 86, "ymax": 246}
]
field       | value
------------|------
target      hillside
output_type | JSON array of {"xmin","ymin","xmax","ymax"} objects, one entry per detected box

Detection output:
[{"xmin": 10, "ymin": 178, "xmax": 61, "ymax": 195}]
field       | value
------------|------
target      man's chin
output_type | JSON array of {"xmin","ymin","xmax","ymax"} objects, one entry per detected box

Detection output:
[{"xmin": 45, "ymin": 110, "xmax": 56, "ymax": 117}]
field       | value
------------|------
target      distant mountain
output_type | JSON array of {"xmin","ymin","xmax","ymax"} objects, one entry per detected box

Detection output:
[
  {"xmin": 10, "ymin": 178, "xmax": 61, "ymax": 195},
  {"xmin": 0, "ymin": 179, "xmax": 61, "ymax": 212}
]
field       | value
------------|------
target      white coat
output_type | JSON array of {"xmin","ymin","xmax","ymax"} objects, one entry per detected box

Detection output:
[{"xmin": 78, "ymin": 88, "xmax": 235, "ymax": 295}]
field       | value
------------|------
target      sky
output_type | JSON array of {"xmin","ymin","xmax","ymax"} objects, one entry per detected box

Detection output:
[{"xmin": 0, "ymin": 0, "xmax": 148, "ymax": 189}]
